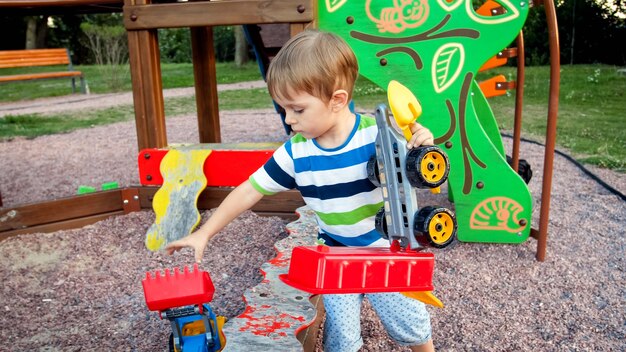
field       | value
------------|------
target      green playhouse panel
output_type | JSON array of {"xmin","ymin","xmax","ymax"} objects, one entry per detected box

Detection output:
[{"xmin": 318, "ymin": 0, "xmax": 532, "ymax": 243}]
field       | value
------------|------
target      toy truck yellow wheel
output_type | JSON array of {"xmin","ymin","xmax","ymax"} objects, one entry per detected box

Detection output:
[
  {"xmin": 406, "ymin": 146, "xmax": 450, "ymax": 188},
  {"xmin": 374, "ymin": 207, "xmax": 389, "ymax": 240},
  {"xmin": 414, "ymin": 206, "xmax": 457, "ymax": 248}
]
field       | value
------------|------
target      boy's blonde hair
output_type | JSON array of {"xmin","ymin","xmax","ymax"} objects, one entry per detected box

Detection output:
[{"xmin": 266, "ymin": 30, "xmax": 358, "ymax": 103}]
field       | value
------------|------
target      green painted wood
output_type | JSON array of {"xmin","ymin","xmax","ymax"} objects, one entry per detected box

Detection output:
[
  {"xmin": 472, "ymin": 81, "xmax": 506, "ymax": 157},
  {"xmin": 318, "ymin": 0, "xmax": 531, "ymax": 243}
]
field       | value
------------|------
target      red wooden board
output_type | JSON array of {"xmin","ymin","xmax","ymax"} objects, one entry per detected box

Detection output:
[{"xmin": 138, "ymin": 146, "xmax": 276, "ymax": 187}]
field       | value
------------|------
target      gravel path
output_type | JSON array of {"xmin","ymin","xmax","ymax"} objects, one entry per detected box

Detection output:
[
  {"xmin": 0, "ymin": 80, "xmax": 267, "ymax": 117},
  {"xmin": 0, "ymin": 86, "xmax": 624, "ymax": 351}
]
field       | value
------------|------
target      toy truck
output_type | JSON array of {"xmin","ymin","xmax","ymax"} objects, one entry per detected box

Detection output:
[
  {"xmin": 280, "ymin": 81, "xmax": 457, "ymax": 301},
  {"xmin": 142, "ymin": 264, "xmax": 225, "ymax": 352},
  {"xmin": 369, "ymin": 80, "xmax": 457, "ymax": 250}
]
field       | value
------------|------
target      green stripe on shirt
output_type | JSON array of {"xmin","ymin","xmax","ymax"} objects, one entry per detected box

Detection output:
[
  {"xmin": 249, "ymin": 176, "xmax": 276, "ymax": 196},
  {"xmin": 316, "ymin": 202, "xmax": 383, "ymax": 226},
  {"xmin": 359, "ymin": 115, "xmax": 377, "ymax": 129}
]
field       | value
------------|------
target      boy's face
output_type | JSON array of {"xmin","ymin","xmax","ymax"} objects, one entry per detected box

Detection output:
[{"xmin": 274, "ymin": 89, "xmax": 337, "ymax": 141}]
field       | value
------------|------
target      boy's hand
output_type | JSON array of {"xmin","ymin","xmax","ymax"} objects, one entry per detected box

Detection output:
[
  {"xmin": 165, "ymin": 230, "xmax": 210, "ymax": 263},
  {"xmin": 407, "ymin": 122, "xmax": 434, "ymax": 148}
]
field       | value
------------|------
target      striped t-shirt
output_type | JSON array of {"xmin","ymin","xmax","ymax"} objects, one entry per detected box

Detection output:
[{"xmin": 249, "ymin": 114, "xmax": 387, "ymax": 247}]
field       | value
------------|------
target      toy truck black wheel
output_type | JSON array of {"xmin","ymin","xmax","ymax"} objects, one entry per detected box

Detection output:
[
  {"xmin": 367, "ymin": 155, "xmax": 380, "ymax": 187},
  {"xmin": 374, "ymin": 207, "xmax": 389, "ymax": 240},
  {"xmin": 414, "ymin": 206, "xmax": 457, "ymax": 248},
  {"xmin": 406, "ymin": 146, "xmax": 450, "ymax": 188}
]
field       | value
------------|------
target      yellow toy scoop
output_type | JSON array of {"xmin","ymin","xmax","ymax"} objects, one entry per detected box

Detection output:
[
  {"xmin": 387, "ymin": 80, "xmax": 423, "ymax": 142},
  {"xmin": 401, "ymin": 291, "xmax": 444, "ymax": 308}
]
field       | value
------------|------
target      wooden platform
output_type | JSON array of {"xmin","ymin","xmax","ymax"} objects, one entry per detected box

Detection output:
[{"xmin": 0, "ymin": 187, "xmax": 304, "ymax": 241}]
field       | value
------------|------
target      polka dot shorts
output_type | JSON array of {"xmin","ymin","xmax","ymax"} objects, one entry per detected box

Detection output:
[{"xmin": 322, "ymin": 293, "xmax": 432, "ymax": 352}]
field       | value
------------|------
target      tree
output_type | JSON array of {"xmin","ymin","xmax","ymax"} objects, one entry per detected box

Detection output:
[
  {"xmin": 25, "ymin": 16, "xmax": 48, "ymax": 49},
  {"xmin": 234, "ymin": 25, "xmax": 249, "ymax": 66},
  {"xmin": 523, "ymin": 0, "xmax": 625, "ymax": 65}
]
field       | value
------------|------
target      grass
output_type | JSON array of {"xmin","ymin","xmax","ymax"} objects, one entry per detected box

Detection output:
[
  {"xmin": 487, "ymin": 65, "xmax": 626, "ymax": 172},
  {"xmin": 0, "ymin": 62, "xmax": 263, "ymax": 101},
  {"xmin": 0, "ymin": 63, "xmax": 624, "ymax": 172}
]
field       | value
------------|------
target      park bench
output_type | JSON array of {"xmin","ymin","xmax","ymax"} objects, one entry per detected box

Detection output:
[{"xmin": 0, "ymin": 48, "xmax": 86, "ymax": 93}]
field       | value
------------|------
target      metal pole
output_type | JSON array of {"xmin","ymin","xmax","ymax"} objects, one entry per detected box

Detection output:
[{"xmin": 536, "ymin": 0, "xmax": 560, "ymax": 261}]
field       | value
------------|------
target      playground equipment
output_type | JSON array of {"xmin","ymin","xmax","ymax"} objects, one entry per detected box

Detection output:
[
  {"xmin": 142, "ymin": 264, "xmax": 226, "ymax": 352},
  {"xmin": 318, "ymin": 0, "xmax": 534, "ymax": 246},
  {"xmin": 121, "ymin": 0, "xmax": 313, "ymax": 150},
  {"xmin": 0, "ymin": 0, "xmax": 563, "ymax": 350},
  {"xmin": 137, "ymin": 144, "xmax": 282, "ymax": 250},
  {"xmin": 0, "ymin": 0, "xmax": 561, "ymax": 262}
]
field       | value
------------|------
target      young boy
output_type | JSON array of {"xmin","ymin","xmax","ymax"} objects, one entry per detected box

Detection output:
[{"xmin": 165, "ymin": 29, "xmax": 436, "ymax": 352}]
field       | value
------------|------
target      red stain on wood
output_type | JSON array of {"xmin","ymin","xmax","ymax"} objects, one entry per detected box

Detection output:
[
  {"xmin": 267, "ymin": 251, "xmax": 289, "ymax": 267},
  {"xmin": 237, "ymin": 305, "xmax": 306, "ymax": 337}
]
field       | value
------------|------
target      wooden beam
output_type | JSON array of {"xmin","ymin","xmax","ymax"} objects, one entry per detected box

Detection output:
[
  {"xmin": 0, "ymin": 186, "xmax": 303, "ymax": 240},
  {"xmin": 126, "ymin": 0, "xmax": 167, "ymax": 150},
  {"xmin": 124, "ymin": 0, "xmax": 313, "ymax": 30},
  {"xmin": 0, "ymin": 0, "xmax": 121, "ymax": 7},
  {"xmin": 0, "ymin": 190, "xmax": 124, "ymax": 233},
  {"xmin": 139, "ymin": 187, "xmax": 305, "ymax": 215},
  {"xmin": 191, "ymin": 26, "xmax": 221, "ymax": 143},
  {"xmin": 0, "ymin": 211, "xmax": 125, "ymax": 242}
]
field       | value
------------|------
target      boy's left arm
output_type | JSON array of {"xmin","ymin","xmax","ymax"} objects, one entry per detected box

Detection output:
[{"xmin": 407, "ymin": 122, "xmax": 434, "ymax": 148}]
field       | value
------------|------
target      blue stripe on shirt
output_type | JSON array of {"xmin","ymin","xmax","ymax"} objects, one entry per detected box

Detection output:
[
  {"xmin": 299, "ymin": 178, "xmax": 377, "ymax": 200},
  {"xmin": 293, "ymin": 143, "xmax": 376, "ymax": 173},
  {"xmin": 263, "ymin": 156, "xmax": 296, "ymax": 190}
]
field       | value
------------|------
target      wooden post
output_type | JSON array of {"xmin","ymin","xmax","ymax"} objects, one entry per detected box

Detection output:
[
  {"xmin": 126, "ymin": 0, "xmax": 167, "ymax": 150},
  {"xmin": 191, "ymin": 26, "xmax": 221, "ymax": 143}
]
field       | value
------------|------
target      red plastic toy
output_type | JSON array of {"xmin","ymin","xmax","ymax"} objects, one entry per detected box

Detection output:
[
  {"xmin": 142, "ymin": 263, "xmax": 215, "ymax": 312},
  {"xmin": 279, "ymin": 245, "xmax": 435, "ymax": 294}
]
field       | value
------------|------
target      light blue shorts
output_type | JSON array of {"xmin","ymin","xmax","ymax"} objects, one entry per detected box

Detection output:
[{"xmin": 322, "ymin": 293, "xmax": 432, "ymax": 352}]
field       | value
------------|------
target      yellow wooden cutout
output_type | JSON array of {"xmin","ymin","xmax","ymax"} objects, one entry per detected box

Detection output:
[
  {"xmin": 401, "ymin": 291, "xmax": 444, "ymax": 308},
  {"xmin": 145, "ymin": 148, "xmax": 212, "ymax": 251}
]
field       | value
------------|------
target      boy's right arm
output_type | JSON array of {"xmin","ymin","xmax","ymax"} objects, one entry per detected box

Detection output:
[{"xmin": 165, "ymin": 180, "xmax": 264, "ymax": 263}]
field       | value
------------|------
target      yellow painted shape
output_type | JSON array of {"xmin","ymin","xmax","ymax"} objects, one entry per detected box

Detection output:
[
  {"xmin": 145, "ymin": 149, "xmax": 211, "ymax": 251},
  {"xmin": 401, "ymin": 291, "xmax": 444, "ymax": 308},
  {"xmin": 387, "ymin": 80, "xmax": 422, "ymax": 142}
]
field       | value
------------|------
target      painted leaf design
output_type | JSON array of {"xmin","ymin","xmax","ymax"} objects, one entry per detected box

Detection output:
[
  {"xmin": 325, "ymin": 0, "xmax": 347, "ymax": 13},
  {"xmin": 432, "ymin": 43, "xmax": 465, "ymax": 93}
]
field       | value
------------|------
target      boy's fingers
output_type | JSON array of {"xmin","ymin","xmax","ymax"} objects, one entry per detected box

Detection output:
[
  {"xmin": 413, "ymin": 131, "xmax": 434, "ymax": 147},
  {"xmin": 164, "ymin": 245, "xmax": 177, "ymax": 255},
  {"xmin": 164, "ymin": 240, "xmax": 184, "ymax": 255},
  {"xmin": 194, "ymin": 249, "xmax": 204, "ymax": 264}
]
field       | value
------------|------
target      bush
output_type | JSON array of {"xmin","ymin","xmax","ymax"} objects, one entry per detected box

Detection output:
[
  {"xmin": 159, "ymin": 28, "xmax": 192, "ymax": 63},
  {"xmin": 159, "ymin": 26, "xmax": 236, "ymax": 63},
  {"xmin": 80, "ymin": 21, "xmax": 128, "ymax": 91}
]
